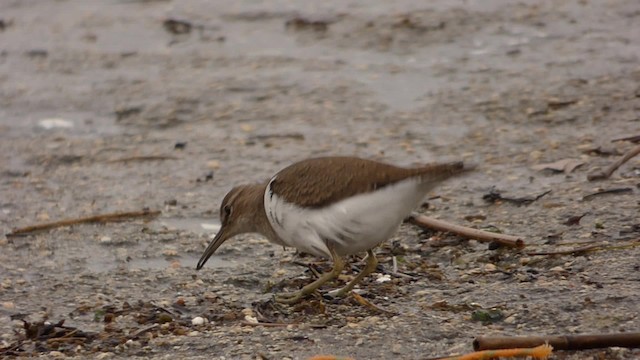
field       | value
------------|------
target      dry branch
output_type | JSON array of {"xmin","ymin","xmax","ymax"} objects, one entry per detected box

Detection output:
[
  {"xmin": 407, "ymin": 214, "xmax": 525, "ymax": 248},
  {"xmin": 474, "ymin": 333, "xmax": 640, "ymax": 351},
  {"xmin": 588, "ymin": 143, "xmax": 640, "ymax": 181},
  {"xmin": 434, "ymin": 343, "xmax": 552, "ymax": 360},
  {"xmin": 7, "ymin": 209, "xmax": 161, "ymax": 237}
]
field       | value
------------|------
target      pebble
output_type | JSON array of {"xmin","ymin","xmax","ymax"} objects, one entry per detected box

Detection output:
[
  {"xmin": 162, "ymin": 248, "xmax": 178, "ymax": 257},
  {"xmin": 39, "ymin": 118, "xmax": 73, "ymax": 129},
  {"xmin": 188, "ymin": 331, "xmax": 200, "ymax": 337},
  {"xmin": 48, "ymin": 351, "xmax": 65, "ymax": 358},
  {"xmin": 484, "ymin": 263, "xmax": 497, "ymax": 272},
  {"xmin": 391, "ymin": 343, "xmax": 404, "ymax": 354},
  {"xmin": 192, "ymin": 316, "xmax": 207, "ymax": 326},
  {"xmin": 2, "ymin": 301, "xmax": 15, "ymax": 309},
  {"xmin": 100, "ymin": 236, "xmax": 112, "ymax": 243},
  {"xmin": 244, "ymin": 315, "xmax": 258, "ymax": 324}
]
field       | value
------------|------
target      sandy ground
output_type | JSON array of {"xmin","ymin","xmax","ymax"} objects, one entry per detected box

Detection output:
[{"xmin": 1, "ymin": 0, "xmax": 640, "ymax": 359}]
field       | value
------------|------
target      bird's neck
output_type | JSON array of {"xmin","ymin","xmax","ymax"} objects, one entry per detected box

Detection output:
[{"xmin": 248, "ymin": 183, "xmax": 282, "ymax": 244}]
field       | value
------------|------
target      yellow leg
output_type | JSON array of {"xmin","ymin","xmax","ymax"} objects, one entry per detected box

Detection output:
[
  {"xmin": 275, "ymin": 245, "xmax": 344, "ymax": 304},
  {"xmin": 327, "ymin": 249, "xmax": 378, "ymax": 298}
]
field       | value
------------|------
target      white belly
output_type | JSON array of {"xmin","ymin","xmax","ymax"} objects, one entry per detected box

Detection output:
[{"xmin": 263, "ymin": 177, "xmax": 427, "ymax": 258}]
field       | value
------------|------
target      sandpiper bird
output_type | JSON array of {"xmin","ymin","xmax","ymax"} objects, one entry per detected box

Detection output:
[{"xmin": 196, "ymin": 156, "xmax": 467, "ymax": 304}]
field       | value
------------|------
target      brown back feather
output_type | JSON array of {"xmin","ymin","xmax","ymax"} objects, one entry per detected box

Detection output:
[{"xmin": 269, "ymin": 156, "xmax": 465, "ymax": 208}]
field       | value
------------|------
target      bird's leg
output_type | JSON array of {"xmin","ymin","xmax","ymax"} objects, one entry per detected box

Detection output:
[
  {"xmin": 275, "ymin": 244, "xmax": 344, "ymax": 304},
  {"xmin": 327, "ymin": 249, "xmax": 378, "ymax": 298}
]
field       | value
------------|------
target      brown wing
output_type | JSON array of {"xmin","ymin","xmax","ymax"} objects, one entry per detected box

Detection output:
[{"xmin": 268, "ymin": 156, "xmax": 464, "ymax": 208}]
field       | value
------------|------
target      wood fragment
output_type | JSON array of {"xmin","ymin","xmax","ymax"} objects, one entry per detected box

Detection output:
[
  {"xmin": 7, "ymin": 209, "xmax": 161, "ymax": 237},
  {"xmin": 435, "ymin": 343, "xmax": 552, "ymax": 360},
  {"xmin": 587, "ymin": 143, "xmax": 640, "ymax": 181},
  {"xmin": 129, "ymin": 324, "xmax": 159, "ymax": 338},
  {"xmin": 350, "ymin": 292, "xmax": 396, "ymax": 315},
  {"xmin": 240, "ymin": 321, "xmax": 296, "ymax": 328},
  {"xmin": 582, "ymin": 187, "xmax": 633, "ymax": 201},
  {"xmin": 474, "ymin": 332, "xmax": 640, "ymax": 351},
  {"xmin": 527, "ymin": 239, "xmax": 640, "ymax": 256},
  {"xmin": 483, "ymin": 188, "xmax": 551, "ymax": 206},
  {"xmin": 612, "ymin": 134, "xmax": 640, "ymax": 143},
  {"xmin": 107, "ymin": 155, "xmax": 179, "ymax": 163},
  {"xmin": 408, "ymin": 215, "xmax": 525, "ymax": 249}
]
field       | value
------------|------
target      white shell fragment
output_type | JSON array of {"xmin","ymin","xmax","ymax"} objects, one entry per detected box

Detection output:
[{"xmin": 38, "ymin": 118, "xmax": 74, "ymax": 129}]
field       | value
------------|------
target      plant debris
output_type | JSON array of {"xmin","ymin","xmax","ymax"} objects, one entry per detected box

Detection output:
[
  {"xmin": 482, "ymin": 188, "xmax": 551, "ymax": 206},
  {"xmin": 582, "ymin": 187, "xmax": 633, "ymax": 201}
]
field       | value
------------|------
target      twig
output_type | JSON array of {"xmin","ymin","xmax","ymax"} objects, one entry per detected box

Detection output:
[
  {"xmin": 582, "ymin": 187, "xmax": 633, "ymax": 201},
  {"xmin": 107, "ymin": 155, "xmax": 179, "ymax": 163},
  {"xmin": 434, "ymin": 343, "xmax": 553, "ymax": 360},
  {"xmin": 7, "ymin": 209, "xmax": 161, "ymax": 237},
  {"xmin": 526, "ymin": 244, "xmax": 602, "ymax": 256},
  {"xmin": 350, "ymin": 292, "xmax": 397, "ymax": 315},
  {"xmin": 45, "ymin": 337, "xmax": 88, "ymax": 343},
  {"xmin": 407, "ymin": 214, "xmax": 525, "ymax": 248},
  {"xmin": 474, "ymin": 333, "xmax": 640, "ymax": 351},
  {"xmin": 588, "ymin": 143, "xmax": 640, "ymax": 181},
  {"xmin": 612, "ymin": 134, "xmax": 640, "ymax": 143},
  {"xmin": 527, "ymin": 239, "xmax": 640, "ymax": 256},
  {"xmin": 129, "ymin": 324, "xmax": 159, "ymax": 338},
  {"xmin": 483, "ymin": 188, "xmax": 551, "ymax": 206},
  {"xmin": 240, "ymin": 321, "xmax": 296, "ymax": 327}
]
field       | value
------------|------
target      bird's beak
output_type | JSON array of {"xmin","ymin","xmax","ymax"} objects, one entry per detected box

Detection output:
[{"xmin": 196, "ymin": 226, "xmax": 230, "ymax": 270}]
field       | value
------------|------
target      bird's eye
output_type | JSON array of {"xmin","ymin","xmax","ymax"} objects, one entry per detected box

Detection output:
[{"xmin": 223, "ymin": 205, "xmax": 232, "ymax": 216}]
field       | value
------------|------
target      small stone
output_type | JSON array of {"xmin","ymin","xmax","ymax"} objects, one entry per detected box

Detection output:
[
  {"xmin": 96, "ymin": 352, "xmax": 116, "ymax": 360},
  {"xmin": 375, "ymin": 274, "xmax": 391, "ymax": 283},
  {"xmin": 162, "ymin": 248, "xmax": 178, "ymax": 257},
  {"xmin": 391, "ymin": 343, "xmax": 404, "ymax": 354},
  {"xmin": 244, "ymin": 315, "xmax": 258, "ymax": 324},
  {"xmin": 39, "ymin": 118, "xmax": 74, "ymax": 129},
  {"xmin": 484, "ymin": 263, "xmax": 497, "ymax": 272},
  {"xmin": 188, "ymin": 331, "xmax": 199, "ymax": 337},
  {"xmin": 550, "ymin": 266, "xmax": 565, "ymax": 273},
  {"xmin": 49, "ymin": 351, "xmax": 65, "ymax": 358},
  {"xmin": 207, "ymin": 160, "xmax": 221, "ymax": 169},
  {"xmin": 241, "ymin": 308, "xmax": 255, "ymax": 316},
  {"xmin": 191, "ymin": 316, "xmax": 207, "ymax": 326},
  {"xmin": 125, "ymin": 339, "xmax": 140, "ymax": 348},
  {"xmin": 2, "ymin": 301, "xmax": 15, "ymax": 309},
  {"xmin": 504, "ymin": 315, "xmax": 517, "ymax": 324}
]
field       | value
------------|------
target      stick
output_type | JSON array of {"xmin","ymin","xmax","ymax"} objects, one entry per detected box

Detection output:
[
  {"xmin": 588, "ymin": 144, "xmax": 640, "ymax": 181},
  {"xmin": 582, "ymin": 187, "xmax": 633, "ymax": 201},
  {"xmin": 612, "ymin": 134, "xmax": 640, "ymax": 143},
  {"xmin": 350, "ymin": 292, "xmax": 397, "ymax": 315},
  {"xmin": 435, "ymin": 343, "xmax": 553, "ymax": 360},
  {"xmin": 527, "ymin": 239, "xmax": 640, "ymax": 256},
  {"xmin": 474, "ymin": 333, "xmax": 640, "ymax": 351},
  {"xmin": 107, "ymin": 155, "xmax": 178, "ymax": 163},
  {"xmin": 407, "ymin": 215, "xmax": 525, "ymax": 248},
  {"xmin": 240, "ymin": 321, "xmax": 296, "ymax": 328},
  {"xmin": 129, "ymin": 324, "xmax": 159, "ymax": 338},
  {"xmin": 7, "ymin": 209, "xmax": 161, "ymax": 237}
]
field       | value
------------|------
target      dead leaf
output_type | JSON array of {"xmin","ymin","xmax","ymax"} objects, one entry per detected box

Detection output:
[{"xmin": 531, "ymin": 158, "xmax": 585, "ymax": 173}]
